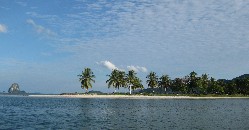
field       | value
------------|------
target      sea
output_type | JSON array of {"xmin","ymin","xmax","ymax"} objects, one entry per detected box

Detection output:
[{"xmin": 0, "ymin": 96, "xmax": 249, "ymax": 130}]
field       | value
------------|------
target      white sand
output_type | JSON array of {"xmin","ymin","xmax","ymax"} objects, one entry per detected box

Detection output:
[{"xmin": 28, "ymin": 94, "xmax": 249, "ymax": 99}]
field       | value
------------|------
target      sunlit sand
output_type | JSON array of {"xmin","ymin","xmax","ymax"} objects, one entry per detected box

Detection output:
[{"xmin": 28, "ymin": 94, "xmax": 249, "ymax": 99}]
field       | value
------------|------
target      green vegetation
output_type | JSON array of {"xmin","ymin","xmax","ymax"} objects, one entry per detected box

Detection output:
[
  {"xmin": 146, "ymin": 71, "xmax": 159, "ymax": 89},
  {"xmin": 157, "ymin": 72, "xmax": 249, "ymax": 95},
  {"xmin": 158, "ymin": 75, "xmax": 171, "ymax": 93},
  {"xmin": 106, "ymin": 69, "xmax": 126, "ymax": 92},
  {"xmin": 79, "ymin": 68, "xmax": 249, "ymax": 96},
  {"xmin": 126, "ymin": 70, "xmax": 144, "ymax": 94},
  {"xmin": 78, "ymin": 68, "xmax": 95, "ymax": 93},
  {"xmin": 106, "ymin": 69, "xmax": 143, "ymax": 94}
]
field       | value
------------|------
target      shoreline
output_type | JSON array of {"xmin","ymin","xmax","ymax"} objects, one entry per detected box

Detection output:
[{"xmin": 27, "ymin": 94, "xmax": 249, "ymax": 99}]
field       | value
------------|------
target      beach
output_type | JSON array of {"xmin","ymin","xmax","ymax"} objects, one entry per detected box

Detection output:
[{"xmin": 28, "ymin": 94, "xmax": 249, "ymax": 99}]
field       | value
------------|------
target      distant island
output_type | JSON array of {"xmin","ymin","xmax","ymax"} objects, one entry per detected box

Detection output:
[
  {"xmin": 0, "ymin": 83, "xmax": 28, "ymax": 96},
  {"xmin": 8, "ymin": 83, "xmax": 26, "ymax": 94}
]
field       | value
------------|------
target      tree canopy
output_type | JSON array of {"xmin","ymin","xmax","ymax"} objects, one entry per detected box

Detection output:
[
  {"xmin": 78, "ymin": 68, "xmax": 249, "ymax": 95},
  {"xmin": 106, "ymin": 69, "xmax": 126, "ymax": 92},
  {"xmin": 78, "ymin": 68, "xmax": 95, "ymax": 93},
  {"xmin": 146, "ymin": 72, "xmax": 159, "ymax": 89}
]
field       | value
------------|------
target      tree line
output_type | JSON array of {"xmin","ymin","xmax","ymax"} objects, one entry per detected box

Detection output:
[{"xmin": 78, "ymin": 68, "xmax": 249, "ymax": 95}]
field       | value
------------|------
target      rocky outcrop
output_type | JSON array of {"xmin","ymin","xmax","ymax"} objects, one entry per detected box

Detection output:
[{"xmin": 8, "ymin": 83, "xmax": 26, "ymax": 94}]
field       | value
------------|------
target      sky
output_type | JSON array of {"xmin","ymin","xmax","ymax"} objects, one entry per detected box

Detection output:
[{"xmin": 1, "ymin": 0, "xmax": 249, "ymax": 93}]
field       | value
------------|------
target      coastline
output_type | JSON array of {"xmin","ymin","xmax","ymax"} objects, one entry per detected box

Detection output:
[{"xmin": 28, "ymin": 94, "xmax": 249, "ymax": 99}]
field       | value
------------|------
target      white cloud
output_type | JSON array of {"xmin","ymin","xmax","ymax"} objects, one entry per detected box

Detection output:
[
  {"xmin": 16, "ymin": 1, "xmax": 27, "ymax": 7},
  {"xmin": 0, "ymin": 24, "xmax": 7, "ymax": 33},
  {"xmin": 26, "ymin": 19, "xmax": 35, "ymax": 25},
  {"xmin": 23, "ymin": 0, "xmax": 249, "ymax": 81},
  {"xmin": 97, "ymin": 61, "xmax": 118, "ymax": 71},
  {"xmin": 97, "ymin": 61, "xmax": 148, "ymax": 73},
  {"xmin": 26, "ymin": 19, "xmax": 57, "ymax": 37},
  {"xmin": 138, "ymin": 66, "xmax": 148, "ymax": 73},
  {"xmin": 127, "ymin": 66, "xmax": 138, "ymax": 72},
  {"xmin": 127, "ymin": 65, "xmax": 148, "ymax": 73}
]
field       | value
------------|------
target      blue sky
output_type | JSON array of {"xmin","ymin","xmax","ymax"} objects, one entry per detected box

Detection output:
[{"xmin": 1, "ymin": 0, "xmax": 249, "ymax": 93}]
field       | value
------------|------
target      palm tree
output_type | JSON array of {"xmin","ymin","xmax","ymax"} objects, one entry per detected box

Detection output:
[
  {"xmin": 106, "ymin": 69, "xmax": 126, "ymax": 93},
  {"xmin": 126, "ymin": 70, "xmax": 136, "ymax": 94},
  {"xmin": 171, "ymin": 78, "xmax": 187, "ymax": 94},
  {"xmin": 118, "ymin": 70, "xmax": 127, "ymax": 89},
  {"xmin": 188, "ymin": 71, "xmax": 198, "ymax": 93},
  {"xmin": 146, "ymin": 72, "xmax": 158, "ymax": 93},
  {"xmin": 199, "ymin": 74, "xmax": 209, "ymax": 94},
  {"xmin": 126, "ymin": 70, "xmax": 143, "ymax": 94},
  {"xmin": 131, "ymin": 77, "xmax": 144, "ymax": 91},
  {"xmin": 78, "ymin": 68, "xmax": 95, "ymax": 93},
  {"xmin": 159, "ymin": 75, "xmax": 171, "ymax": 93}
]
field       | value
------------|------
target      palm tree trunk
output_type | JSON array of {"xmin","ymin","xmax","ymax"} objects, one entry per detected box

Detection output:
[
  {"xmin": 129, "ymin": 85, "xmax": 132, "ymax": 95},
  {"xmin": 86, "ymin": 88, "xmax": 88, "ymax": 94}
]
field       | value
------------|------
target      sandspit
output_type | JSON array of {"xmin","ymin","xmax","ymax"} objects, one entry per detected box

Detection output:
[{"xmin": 28, "ymin": 94, "xmax": 249, "ymax": 99}]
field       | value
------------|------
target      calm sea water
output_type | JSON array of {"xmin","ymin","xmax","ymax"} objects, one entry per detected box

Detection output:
[{"xmin": 0, "ymin": 96, "xmax": 249, "ymax": 130}]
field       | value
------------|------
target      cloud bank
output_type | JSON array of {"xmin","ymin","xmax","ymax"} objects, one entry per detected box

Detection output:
[
  {"xmin": 98, "ymin": 61, "xmax": 147, "ymax": 73},
  {"xmin": 0, "ymin": 24, "xmax": 7, "ymax": 33},
  {"xmin": 127, "ymin": 66, "xmax": 148, "ymax": 73},
  {"xmin": 26, "ymin": 19, "xmax": 57, "ymax": 37},
  {"xmin": 97, "ymin": 61, "xmax": 118, "ymax": 71}
]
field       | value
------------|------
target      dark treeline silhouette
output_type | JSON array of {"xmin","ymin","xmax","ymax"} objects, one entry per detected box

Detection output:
[
  {"xmin": 79, "ymin": 68, "xmax": 249, "ymax": 95},
  {"xmin": 145, "ymin": 71, "xmax": 249, "ymax": 95}
]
